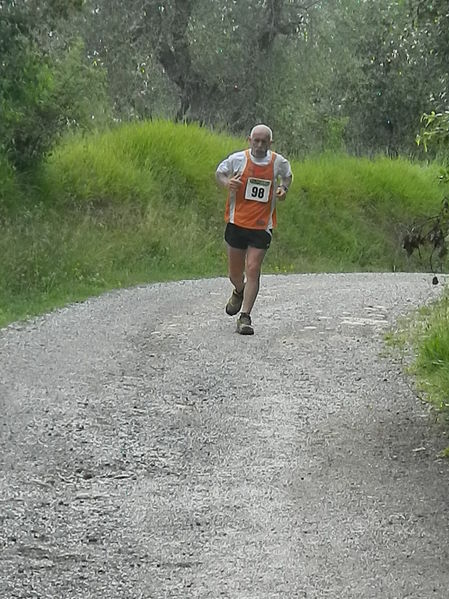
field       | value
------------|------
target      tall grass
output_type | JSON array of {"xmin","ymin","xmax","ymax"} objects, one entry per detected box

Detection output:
[
  {"xmin": 0, "ymin": 120, "xmax": 447, "ymax": 329},
  {"xmin": 271, "ymin": 153, "xmax": 445, "ymax": 272},
  {"xmin": 0, "ymin": 155, "xmax": 25, "ymax": 214},
  {"xmin": 389, "ymin": 292, "xmax": 449, "ymax": 426},
  {"xmin": 414, "ymin": 296, "xmax": 449, "ymax": 412}
]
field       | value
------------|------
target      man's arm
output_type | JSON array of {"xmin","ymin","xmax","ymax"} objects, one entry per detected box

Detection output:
[
  {"xmin": 275, "ymin": 172, "xmax": 292, "ymax": 201},
  {"xmin": 274, "ymin": 154, "xmax": 293, "ymax": 201},
  {"xmin": 281, "ymin": 174, "xmax": 293, "ymax": 190}
]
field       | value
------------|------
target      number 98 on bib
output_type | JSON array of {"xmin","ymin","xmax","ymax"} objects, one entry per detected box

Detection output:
[{"xmin": 244, "ymin": 178, "xmax": 272, "ymax": 203}]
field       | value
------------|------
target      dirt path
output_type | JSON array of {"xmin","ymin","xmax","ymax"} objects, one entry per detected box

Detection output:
[{"xmin": 1, "ymin": 273, "xmax": 449, "ymax": 598}]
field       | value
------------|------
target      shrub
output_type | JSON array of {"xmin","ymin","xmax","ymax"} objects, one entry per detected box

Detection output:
[{"xmin": 0, "ymin": 4, "xmax": 109, "ymax": 171}]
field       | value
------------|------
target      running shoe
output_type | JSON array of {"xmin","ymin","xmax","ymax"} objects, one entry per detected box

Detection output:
[
  {"xmin": 236, "ymin": 312, "xmax": 254, "ymax": 335},
  {"xmin": 225, "ymin": 287, "xmax": 244, "ymax": 316}
]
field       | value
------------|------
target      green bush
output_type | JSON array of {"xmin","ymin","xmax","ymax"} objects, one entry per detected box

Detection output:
[{"xmin": 0, "ymin": 5, "xmax": 109, "ymax": 171}]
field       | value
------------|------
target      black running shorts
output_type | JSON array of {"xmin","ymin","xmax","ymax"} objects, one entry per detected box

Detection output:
[{"xmin": 225, "ymin": 223, "xmax": 272, "ymax": 250}]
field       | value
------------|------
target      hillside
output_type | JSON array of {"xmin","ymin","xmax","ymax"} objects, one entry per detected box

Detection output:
[{"xmin": 0, "ymin": 120, "xmax": 446, "ymax": 327}]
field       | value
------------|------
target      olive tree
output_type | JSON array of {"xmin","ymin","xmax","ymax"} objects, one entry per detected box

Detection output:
[{"xmin": 79, "ymin": 0, "xmax": 321, "ymax": 131}]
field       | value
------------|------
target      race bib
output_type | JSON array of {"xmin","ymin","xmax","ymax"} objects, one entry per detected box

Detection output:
[{"xmin": 244, "ymin": 178, "xmax": 272, "ymax": 203}]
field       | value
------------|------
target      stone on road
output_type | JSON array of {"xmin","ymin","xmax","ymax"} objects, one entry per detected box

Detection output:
[{"xmin": 1, "ymin": 273, "xmax": 448, "ymax": 598}]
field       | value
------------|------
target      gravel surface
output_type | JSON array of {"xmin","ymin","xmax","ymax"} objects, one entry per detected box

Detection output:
[{"xmin": 1, "ymin": 272, "xmax": 449, "ymax": 599}]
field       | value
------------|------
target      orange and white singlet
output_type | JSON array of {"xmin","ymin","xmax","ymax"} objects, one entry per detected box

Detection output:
[{"xmin": 225, "ymin": 150, "xmax": 278, "ymax": 231}]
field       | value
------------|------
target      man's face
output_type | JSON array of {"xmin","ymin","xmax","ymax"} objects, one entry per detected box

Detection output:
[{"xmin": 249, "ymin": 129, "xmax": 271, "ymax": 158}]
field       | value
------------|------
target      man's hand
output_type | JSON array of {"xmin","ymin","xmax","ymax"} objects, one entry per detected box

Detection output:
[
  {"xmin": 216, "ymin": 171, "xmax": 242, "ymax": 191},
  {"xmin": 227, "ymin": 174, "xmax": 243, "ymax": 191},
  {"xmin": 275, "ymin": 185, "xmax": 288, "ymax": 201}
]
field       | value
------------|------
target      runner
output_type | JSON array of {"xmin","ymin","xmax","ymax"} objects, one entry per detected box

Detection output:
[{"xmin": 216, "ymin": 124, "xmax": 293, "ymax": 335}]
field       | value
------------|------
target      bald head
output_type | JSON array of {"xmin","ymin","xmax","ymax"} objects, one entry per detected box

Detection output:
[
  {"xmin": 250, "ymin": 124, "xmax": 273, "ymax": 141},
  {"xmin": 248, "ymin": 124, "xmax": 272, "ymax": 158}
]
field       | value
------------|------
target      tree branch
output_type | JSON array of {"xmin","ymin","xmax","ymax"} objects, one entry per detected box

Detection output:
[{"xmin": 257, "ymin": 0, "xmax": 319, "ymax": 52}]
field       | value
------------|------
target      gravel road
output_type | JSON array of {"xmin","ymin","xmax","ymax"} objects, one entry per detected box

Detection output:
[{"xmin": 1, "ymin": 273, "xmax": 449, "ymax": 599}]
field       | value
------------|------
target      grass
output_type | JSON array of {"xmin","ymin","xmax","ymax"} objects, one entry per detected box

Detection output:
[
  {"xmin": 411, "ymin": 296, "xmax": 449, "ymax": 414},
  {"xmin": 271, "ymin": 152, "xmax": 445, "ymax": 272},
  {"xmin": 386, "ymin": 291, "xmax": 449, "ymax": 443}
]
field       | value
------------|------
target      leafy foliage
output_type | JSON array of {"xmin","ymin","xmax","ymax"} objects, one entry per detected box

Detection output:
[
  {"xmin": 2, "ymin": 0, "xmax": 449, "ymax": 165},
  {"xmin": 78, "ymin": 0, "xmax": 320, "ymax": 130},
  {"xmin": 0, "ymin": 1, "xmax": 109, "ymax": 170},
  {"xmin": 402, "ymin": 111, "xmax": 449, "ymax": 274},
  {"xmin": 70, "ymin": 0, "xmax": 449, "ymax": 155},
  {"xmin": 416, "ymin": 111, "xmax": 449, "ymax": 160},
  {"xmin": 402, "ymin": 198, "xmax": 449, "ymax": 274}
]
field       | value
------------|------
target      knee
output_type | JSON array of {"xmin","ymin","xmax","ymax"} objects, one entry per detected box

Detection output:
[{"xmin": 245, "ymin": 262, "xmax": 261, "ymax": 280}]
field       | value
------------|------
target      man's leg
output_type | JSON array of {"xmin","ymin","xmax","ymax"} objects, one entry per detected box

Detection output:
[
  {"xmin": 227, "ymin": 244, "xmax": 246, "ymax": 292},
  {"xmin": 241, "ymin": 246, "xmax": 266, "ymax": 314}
]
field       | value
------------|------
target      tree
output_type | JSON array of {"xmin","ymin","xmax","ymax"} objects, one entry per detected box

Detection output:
[
  {"xmin": 7, "ymin": 0, "xmax": 447, "ymax": 158},
  {"xmin": 79, "ymin": 0, "xmax": 321, "ymax": 131}
]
